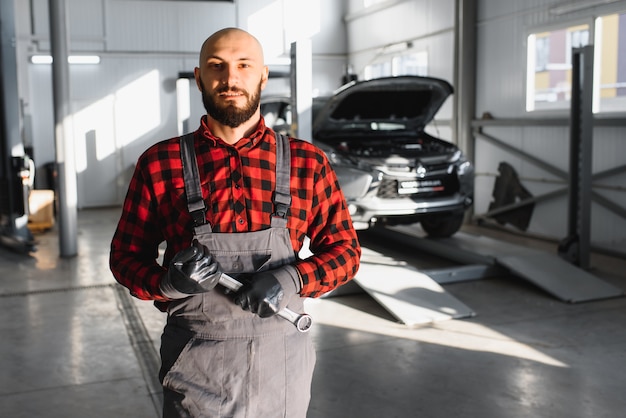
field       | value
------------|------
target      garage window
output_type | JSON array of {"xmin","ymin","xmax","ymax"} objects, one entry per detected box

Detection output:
[
  {"xmin": 596, "ymin": 11, "xmax": 626, "ymax": 113},
  {"xmin": 526, "ymin": 10, "xmax": 626, "ymax": 114},
  {"xmin": 526, "ymin": 23, "xmax": 590, "ymax": 112},
  {"xmin": 364, "ymin": 0, "xmax": 386, "ymax": 7},
  {"xmin": 364, "ymin": 61, "xmax": 392, "ymax": 80},
  {"xmin": 392, "ymin": 51, "xmax": 428, "ymax": 76},
  {"xmin": 364, "ymin": 51, "xmax": 428, "ymax": 80}
]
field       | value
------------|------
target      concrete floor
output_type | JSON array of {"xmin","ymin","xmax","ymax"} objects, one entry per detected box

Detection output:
[{"xmin": 1, "ymin": 207, "xmax": 625, "ymax": 418}]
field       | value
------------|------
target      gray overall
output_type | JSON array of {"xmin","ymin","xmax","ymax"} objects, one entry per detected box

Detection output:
[{"xmin": 159, "ymin": 133, "xmax": 316, "ymax": 418}]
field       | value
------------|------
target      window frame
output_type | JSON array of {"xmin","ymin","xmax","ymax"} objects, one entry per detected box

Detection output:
[
  {"xmin": 526, "ymin": 10, "xmax": 626, "ymax": 116},
  {"xmin": 364, "ymin": 49, "xmax": 429, "ymax": 80},
  {"xmin": 526, "ymin": 18, "xmax": 594, "ymax": 114}
]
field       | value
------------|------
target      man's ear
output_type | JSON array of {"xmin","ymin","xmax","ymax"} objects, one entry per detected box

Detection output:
[
  {"xmin": 260, "ymin": 66, "xmax": 269, "ymax": 90},
  {"xmin": 193, "ymin": 67, "xmax": 202, "ymax": 91}
]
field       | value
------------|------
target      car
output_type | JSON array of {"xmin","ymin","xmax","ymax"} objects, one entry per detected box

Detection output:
[{"xmin": 260, "ymin": 75, "xmax": 474, "ymax": 237}]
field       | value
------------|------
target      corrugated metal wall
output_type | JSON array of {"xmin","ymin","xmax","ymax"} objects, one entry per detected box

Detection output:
[
  {"xmin": 19, "ymin": 0, "xmax": 347, "ymax": 208},
  {"xmin": 25, "ymin": 0, "xmax": 237, "ymax": 208}
]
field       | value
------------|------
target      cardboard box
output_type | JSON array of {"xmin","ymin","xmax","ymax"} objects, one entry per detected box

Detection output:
[{"xmin": 28, "ymin": 189, "xmax": 55, "ymax": 231}]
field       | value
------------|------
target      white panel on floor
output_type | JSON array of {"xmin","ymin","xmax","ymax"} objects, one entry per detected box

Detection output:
[
  {"xmin": 354, "ymin": 247, "xmax": 475, "ymax": 326},
  {"xmin": 383, "ymin": 226, "xmax": 624, "ymax": 303}
]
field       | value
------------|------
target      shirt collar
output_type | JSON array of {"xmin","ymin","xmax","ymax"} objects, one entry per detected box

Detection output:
[{"xmin": 198, "ymin": 115, "xmax": 270, "ymax": 150}]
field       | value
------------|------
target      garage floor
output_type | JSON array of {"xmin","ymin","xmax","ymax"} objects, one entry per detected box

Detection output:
[{"xmin": 1, "ymin": 207, "xmax": 625, "ymax": 418}]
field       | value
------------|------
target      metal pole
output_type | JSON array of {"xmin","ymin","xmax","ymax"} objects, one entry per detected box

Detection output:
[
  {"xmin": 454, "ymin": 0, "xmax": 477, "ymax": 221},
  {"xmin": 575, "ymin": 45, "xmax": 594, "ymax": 269},
  {"xmin": 559, "ymin": 46, "xmax": 594, "ymax": 269},
  {"xmin": 49, "ymin": 0, "xmax": 78, "ymax": 257},
  {"xmin": 290, "ymin": 40, "xmax": 313, "ymax": 142},
  {"xmin": 454, "ymin": 0, "xmax": 477, "ymax": 160}
]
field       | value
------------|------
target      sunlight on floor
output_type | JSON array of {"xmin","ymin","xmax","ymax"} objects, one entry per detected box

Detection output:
[{"xmin": 305, "ymin": 298, "xmax": 568, "ymax": 368}]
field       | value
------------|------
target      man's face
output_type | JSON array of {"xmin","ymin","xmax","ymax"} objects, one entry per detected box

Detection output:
[
  {"xmin": 198, "ymin": 77, "xmax": 263, "ymax": 128},
  {"xmin": 194, "ymin": 30, "xmax": 269, "ymax": 128}
]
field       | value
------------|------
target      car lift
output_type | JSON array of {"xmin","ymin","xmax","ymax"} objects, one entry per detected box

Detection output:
[
  {"xmin": 327, "ymin": 45, "xmax": 623, "ymax": 326},
  {"xmin": 557, "ymin": 45, "xmax": 594, "ymax": 269},
  {"xmin": 330, "ymin": 225, "xmax": 623, "ymax": 327},
  {"xmin": 0, "ymin": 0, "xmax": 36, "ymax": 253}
]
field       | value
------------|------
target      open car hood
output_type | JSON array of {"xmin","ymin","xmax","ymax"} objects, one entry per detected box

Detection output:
[{"xmin": 312, "ymin": 75, "xmax": 453, "ymax": 139}]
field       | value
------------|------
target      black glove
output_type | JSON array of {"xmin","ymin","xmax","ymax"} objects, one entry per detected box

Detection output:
[
  {"xmin": 234, "ymin": 265, "xmax": 301, "ymax": 318},
  {"xmin": 160, "ymin": 240, "xmax": 222, "ymax": 299}
]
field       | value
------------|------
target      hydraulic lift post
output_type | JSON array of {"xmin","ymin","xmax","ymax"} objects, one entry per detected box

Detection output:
[
  {"xmin": 0, "ymin": 0, "xmax": 35, "ymax": 253},
  {"xmin": 559, "ymin": 46, "xmax": 594, "ymax": 269}
]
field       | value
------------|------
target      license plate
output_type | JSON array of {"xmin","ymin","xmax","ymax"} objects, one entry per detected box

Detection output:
[{"xmin": 398, "ymin": 179, "xmax": 444, "ymax": 194}]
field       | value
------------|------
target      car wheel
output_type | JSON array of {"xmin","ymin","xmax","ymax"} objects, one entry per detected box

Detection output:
[{"xmin": 420, "ymin": 212, "xmax": 465, "ymax": 238}]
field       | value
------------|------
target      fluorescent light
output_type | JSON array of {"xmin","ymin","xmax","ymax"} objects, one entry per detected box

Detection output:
[
  {"xmin": 30, "ymin": 55, "xmax": 101, "ymax": 64},
  {"xmin": 30, "ymin": 55, "xmax": 53, "ymax": 64},
  {"xmin": 68, "ymin": 55, "xmax": 100, "ymax": 64}
]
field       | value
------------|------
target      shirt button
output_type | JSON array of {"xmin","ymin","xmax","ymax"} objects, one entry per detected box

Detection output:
[{"xmin": 238, "ymin": 218, "xmax": 244, "ymax": 224}]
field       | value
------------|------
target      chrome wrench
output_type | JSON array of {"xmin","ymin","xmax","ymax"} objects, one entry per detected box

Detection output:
[{"xmin": 218, "ymin": 272, "xmax": 313, "ymax": 333}]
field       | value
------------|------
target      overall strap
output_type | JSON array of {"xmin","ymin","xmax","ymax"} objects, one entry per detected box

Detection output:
[
  {"xmin": 180, "ymin": 131, "xmax": 292, "ymax": 230},
  {"xmin": 180, "ymin": 132, "xmax": 208, "ymax": 228},
  {"xmin": 271, "ymin": 132, "xmax": 292, "ymax": 228}
]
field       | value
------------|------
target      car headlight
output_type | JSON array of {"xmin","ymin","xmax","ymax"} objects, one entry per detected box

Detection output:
[
  {"xmin": 447, "ymin": 150, "xmax": 473, "ymax": 176},
  {"xmin": 325, "ymin": 150, "xmax": 351, "ymax": 166},
  {"xmin": 447, "ymin": 149, "xmax": 462, "ymax": 163},
  {"xmin": 457, "ymin": 160, "xmax": 473, "ymax": 176}
]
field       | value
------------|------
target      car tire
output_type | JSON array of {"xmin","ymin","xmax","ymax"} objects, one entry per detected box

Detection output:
[{"xmin": 420, "ymin": 212, "xmax": 465, "ymax": 238}]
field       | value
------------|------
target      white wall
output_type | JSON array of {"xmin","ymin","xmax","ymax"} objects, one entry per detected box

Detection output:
[{"xmin": 22, "ymin": 0, "xmax": 237, "ymax": 207}]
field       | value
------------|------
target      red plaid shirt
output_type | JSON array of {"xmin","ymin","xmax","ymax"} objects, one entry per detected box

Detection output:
[{"xmin": 110, "ymin": 116, "xmax": 360, "ymax": 304}]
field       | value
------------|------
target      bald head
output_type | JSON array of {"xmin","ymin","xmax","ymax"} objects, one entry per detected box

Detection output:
[
  {"xmin": 193, "ymin": 27, "xmax": 269, "ymax": 138},
  {"xmin": 199, "ymin": 27, "xmax": 265, "ymax": 68}
]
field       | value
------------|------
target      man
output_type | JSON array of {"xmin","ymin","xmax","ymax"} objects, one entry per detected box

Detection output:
[{"xmin": 110, "ymin": 27, "xmax": 361, "ymax": 418}]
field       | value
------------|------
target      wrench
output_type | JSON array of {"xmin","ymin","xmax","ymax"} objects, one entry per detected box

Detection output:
[{"xmin": 218, "ymin": 272, "xmax": 313, "ymax": 333}]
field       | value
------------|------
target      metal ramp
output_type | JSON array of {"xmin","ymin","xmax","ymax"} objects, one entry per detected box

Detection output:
[
  {"xmin": 378, "ymin": 226, "xmax": 624, "ymax": 303},
  {"xmin": 316, "ymin": 224, "xmax": 622, "ymax": 326},
  {"xmin": 348, "ymin": 247, "xmax": 475, "ymax": 326},
  {"xmin": 307, "ymin": 237, "xmax": 474, "ymax": 325}
]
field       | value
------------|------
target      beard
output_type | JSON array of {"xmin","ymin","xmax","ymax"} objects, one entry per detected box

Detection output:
[{"xmin": 199, "ymin": 78, "xmax": 262, "ymax": 128}]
